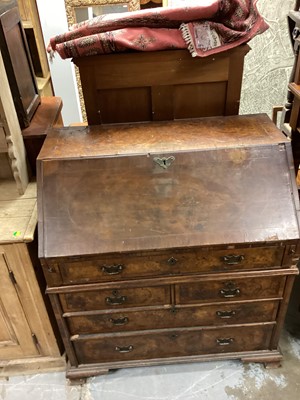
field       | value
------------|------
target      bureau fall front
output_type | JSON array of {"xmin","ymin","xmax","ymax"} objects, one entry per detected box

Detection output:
[{"xmin": 37, "ymin": 114, "xmax": 300, "ymax": 382}]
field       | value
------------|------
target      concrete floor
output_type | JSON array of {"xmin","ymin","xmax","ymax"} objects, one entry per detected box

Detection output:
[{"xmin": 1, "ymin": 278, "xmax": 300, "ymax": 400}]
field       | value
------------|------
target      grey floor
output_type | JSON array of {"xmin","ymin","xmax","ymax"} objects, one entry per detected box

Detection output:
[{"xmin": 1, "ymin": 279, "xmax": 300, "ymax": 400}]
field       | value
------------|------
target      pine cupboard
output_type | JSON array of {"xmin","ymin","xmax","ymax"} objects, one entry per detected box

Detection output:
[
  {"xmin": 37, "ymin": 114, "xmax": 300, "ymax": 383},
  {"xmin": 0, "ymin": 181, "xmax": 65, "ymax": 376}
]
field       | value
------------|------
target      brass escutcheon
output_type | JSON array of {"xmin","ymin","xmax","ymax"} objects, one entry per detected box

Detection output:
[{"xmin": 153, "ymin": 156, "xmax": 175, "ymax": 169}]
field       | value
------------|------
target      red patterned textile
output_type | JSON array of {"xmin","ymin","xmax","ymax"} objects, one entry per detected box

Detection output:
[{"xmin": 48, "ymin": 0, "xmax": 268, "ymax": 59}]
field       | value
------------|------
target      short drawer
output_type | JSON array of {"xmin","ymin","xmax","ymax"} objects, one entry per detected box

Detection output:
[
  {"xmin": 72, "ymin": 324, "xmax": 274, "ymax": 364},
  {"xmin": 52, "ymin": 246, "xmax": 284, "ymax": 285},
  {"xmin": 60, "ymin": 285, "xmax": 171, "ymax": 312},
  {"xmin": 65, "ymin": 300, "xmax": 280, "ymax": 335},
  {"xmin": 176, "ymin": 275, "xmax": 285, "ymax": 304}
]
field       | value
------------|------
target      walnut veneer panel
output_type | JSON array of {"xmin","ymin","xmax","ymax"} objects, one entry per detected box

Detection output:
[
  {"xmin": 38, "ymin": 114, "xmax": 286, "ymax": 160},
  {"xmin": 60, "ymin": 285, "xmax": 171, "ymax": 312},
  {"xmin": 38, "ymin": 136, "xmax": 299, "ymax": 257},
  {"xmin": 176, "ymin": 276, "xmax": 285, "ymax": 304}
]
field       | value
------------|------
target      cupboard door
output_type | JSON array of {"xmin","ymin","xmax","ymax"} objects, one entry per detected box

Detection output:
[{"xmin": 0, "ymin": 251, "xmax": 39, "ymax": 359}]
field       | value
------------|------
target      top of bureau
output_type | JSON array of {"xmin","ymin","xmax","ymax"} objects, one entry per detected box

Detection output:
[
  {"xmin": 38, "ymin": 114, "xmax": 287, "ymax": 160},
  {"xmin": 37, "ymin": 114, "xmax": 300, "ymax": 259}
]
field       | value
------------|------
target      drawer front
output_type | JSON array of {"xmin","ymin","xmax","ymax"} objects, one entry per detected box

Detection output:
[
  {"xmin": 66, "ymin": 300, "xmax": 279, "ymax": 335},
  {"xmin": 56, "ymin": 246, "xmax": 284, "ymax": 285},
  {"xmin": 60, "ymin": 285, "xmax": 171, "ymax": 312},
  {"xmin": 72, "ymin": 324, "xmax": 274, "ymax": 364},
  {"xmin": 176, "ymin": 276, "xmax": 285, "ymax": 304}
]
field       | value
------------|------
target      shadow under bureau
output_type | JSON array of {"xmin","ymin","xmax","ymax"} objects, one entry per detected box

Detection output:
[{"xmin": 37, "ymin": 114, "xmax": 300, "ymax": 382}]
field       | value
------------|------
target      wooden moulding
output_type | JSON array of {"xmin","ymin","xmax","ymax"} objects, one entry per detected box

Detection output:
[
  {"xmin": 65, "ymin": 349, "xmax": 284, "ymax": 384},
  {"xmin": 0, "ymin": 356, "xmax": 66, "ymax": 378}
]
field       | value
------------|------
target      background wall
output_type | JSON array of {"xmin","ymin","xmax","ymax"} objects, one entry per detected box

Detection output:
[
  {"xmin": 36, "ymin": 0, "xmax": 295, "ymax": 124},
  {"xmin": 36, "ymin": 0, "xmax": 82, "ymax": 125},
  {"xmin": 239, "ymin": 0, "xmax": 295, "ymax": 119}
]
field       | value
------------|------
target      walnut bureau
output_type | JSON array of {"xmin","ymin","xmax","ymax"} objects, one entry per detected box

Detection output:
[{"xmin": 37, "ymin": 114, "xmax": 300, "ymax": 382}]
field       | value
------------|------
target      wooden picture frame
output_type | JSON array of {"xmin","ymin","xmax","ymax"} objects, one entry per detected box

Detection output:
[
  {"xmin": 64, "ymin": 0, "xmax": 140, "ymax": 122},
  {"xmin": 64, "ymin": 0, "xmax": 140, "ymax": 27}
]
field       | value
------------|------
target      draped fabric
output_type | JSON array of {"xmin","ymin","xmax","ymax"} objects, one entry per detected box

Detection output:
[{"xmin": 48, "ymin": 0, "xmax": 268, "ymax": 59}]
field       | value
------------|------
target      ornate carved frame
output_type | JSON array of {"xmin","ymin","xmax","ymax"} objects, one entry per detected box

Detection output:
[
  {"xmin": 64, "ymin": 0, "xmax": 140, "ymax": 122},
  {"xmin": 64, "ymin": 0, "xmax": 140, "ymax": 27}
]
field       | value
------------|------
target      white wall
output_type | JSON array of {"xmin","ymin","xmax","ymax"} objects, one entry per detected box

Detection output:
[
  {"xmin": 36, "ymin": 0, "xmax": 82, "ymax": 125},
  {"xmin": 238, "ymin": 0, "xmax": 294, "ymax": 118}
]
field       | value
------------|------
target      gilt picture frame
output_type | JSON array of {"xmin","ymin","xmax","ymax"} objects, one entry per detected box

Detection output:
[
  {"xmin": 64, "ymin": 0, "xmax": 140, "ymax": 121},
  {"xmin": 64, "ymin": 0, "xmax": 140, "ymax": 26}
]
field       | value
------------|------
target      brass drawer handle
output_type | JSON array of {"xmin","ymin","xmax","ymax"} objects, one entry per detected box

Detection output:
[
  {"xmin": 115, "ymin": 345, "xmax": 133, "ymax": 353},
  {"xmin": 102, "ymin": 264, "xmax": 125, "ymax": 275},
  {"xmin": 221, "ymin": 255, "xmax": 244, "ymax": 265},
  {"xmin": 106, "ymin": 295, "xmax": 127, "ymax": 305},
  {"xmin": 216, "ymin": 338, "xmax": 234, "ymax": 346},
  {"xmin": 220, "ymin": 288, "xmax": 240, "ymax": 298},
  {"xmin": 216, "ymin": 310, "xmax": 236, "ymax": 319},
  {"xmin": 106, "ymin": 290, "xmax": 127, "ymax": 306},
  {"xmin": 109, "ymin": 317, "xmax": 129, "ymax": 326}
]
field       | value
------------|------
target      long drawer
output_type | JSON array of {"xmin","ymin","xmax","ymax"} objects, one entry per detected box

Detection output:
[
  {"xmin": 47, "ymin": 246, "xmax": 285, "ymax": 286},
  {"xmin": 60, "ymin": 285, "xmax": 171, "ymax": 312},
  {"xmin": 65, "ymin": 300, "xmax": 280, "ymax": 335},
  {"xmin": 72, "ymin": 324, "xmax": 275, "ymax": 364}
]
